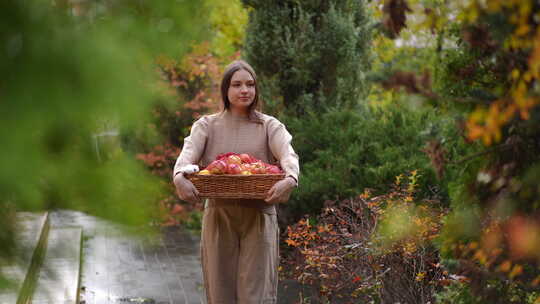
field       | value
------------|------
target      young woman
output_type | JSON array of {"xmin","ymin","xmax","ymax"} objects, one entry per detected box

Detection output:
[{"xmin": 173, "ymin": 60, "xmax": 300, "ymax": 304}]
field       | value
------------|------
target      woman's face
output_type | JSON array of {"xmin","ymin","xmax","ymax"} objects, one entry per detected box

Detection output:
[{"xmin": 227, "ymin": 69, "xmax": 256, "ymax": 112}]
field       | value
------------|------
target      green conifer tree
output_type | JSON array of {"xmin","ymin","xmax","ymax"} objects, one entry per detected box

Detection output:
[{"xmin": 242, "ymin": 0, "xmax": 372, "ymax": 115}]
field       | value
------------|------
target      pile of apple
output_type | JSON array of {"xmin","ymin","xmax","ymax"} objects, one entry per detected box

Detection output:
[{"xmin": 198, "ymin": 152, "xmax": 283, "ymax": 175}]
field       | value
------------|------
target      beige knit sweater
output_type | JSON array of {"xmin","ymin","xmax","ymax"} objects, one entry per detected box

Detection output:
[{"xmin": 173, "ymin": 110, "xmax": 300, "ymax": 213}]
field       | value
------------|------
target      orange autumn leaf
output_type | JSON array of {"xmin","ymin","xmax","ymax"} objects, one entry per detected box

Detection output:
[
  {"xmin": 509, "ymin": 264, "xmax": 523, "ymax": 279},
  {"xmin": 286, "ymin": 239, "xmax": 300, "ymax": 247}
]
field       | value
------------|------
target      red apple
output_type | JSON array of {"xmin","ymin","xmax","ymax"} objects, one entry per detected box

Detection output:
[
  {"xmin": 208, "ymin": 160, "xmax": 227, "ymax": 174},
  {"xmin": 217, "ymin": 152, "xmax": 237, "ymax": 161},
  {"xmin": 250, "ymin": 161, "xmax": 267, "ymax": 174},
  {"xmin": 239, "ymin": 153, "xmax": 253, "ymax": 164},
  {"xmin": 226, "ymin": 155, "xmax": 242, "ymax": 165},
  {"xmin": 248, "ymin": 163, "xmax": 260, "ymax": 174},
  {"xmin": 266, "ymin": 165, "xmax": 282, "ymax": 174},
  {"xmin": 227, "ymin": 163, "xmax": 242, "ymax": 175}
]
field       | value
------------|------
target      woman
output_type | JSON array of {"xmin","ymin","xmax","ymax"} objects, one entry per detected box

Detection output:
[{"xmin": 173, "ymin": 60, "xmax": 300, "ymax": 304}]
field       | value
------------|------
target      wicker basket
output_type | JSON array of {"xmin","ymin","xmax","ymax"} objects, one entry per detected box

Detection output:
[{"xmin": 186, "ymin": 174, "xmax": 286, "ymax": 199}]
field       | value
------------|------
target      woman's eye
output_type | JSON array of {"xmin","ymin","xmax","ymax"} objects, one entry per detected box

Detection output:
[{"xmin": 231, "ymin": 82, "xmax": 254, "ymax": 88}]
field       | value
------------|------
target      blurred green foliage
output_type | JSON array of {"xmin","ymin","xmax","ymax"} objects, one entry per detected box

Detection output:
[{"xmin": 0, "ymin": 0, "xmax": 207, "ymax": 277}]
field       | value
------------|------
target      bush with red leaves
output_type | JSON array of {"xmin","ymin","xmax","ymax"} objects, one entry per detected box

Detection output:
[{"xmin": 281, "ymin": 171, "xmax": 452, "ymax": 303}]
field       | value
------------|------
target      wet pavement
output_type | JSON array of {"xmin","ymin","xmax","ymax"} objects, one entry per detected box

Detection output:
[
  {"xmin": 49, "ymin": 210, "xmax": 204, "ymax": 304},
  {"xmin": 0, "ymin": 212, "xmax": 49, "ymax": 304}
]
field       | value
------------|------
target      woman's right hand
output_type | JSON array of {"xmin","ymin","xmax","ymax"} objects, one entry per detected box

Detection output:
[{"xmin": 173, "ymin": 174, "xmax": 201, "ymax": 204}]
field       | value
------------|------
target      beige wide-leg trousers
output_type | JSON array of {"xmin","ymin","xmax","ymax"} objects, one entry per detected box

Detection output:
[{"xmin": 201, "ymin": 200, "xmax": 279, "ymax": 304}]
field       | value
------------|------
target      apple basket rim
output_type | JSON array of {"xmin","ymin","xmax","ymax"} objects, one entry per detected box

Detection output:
[{"xmin": 186, "ymin": 173, "xmax": 286, "ymax": 199}]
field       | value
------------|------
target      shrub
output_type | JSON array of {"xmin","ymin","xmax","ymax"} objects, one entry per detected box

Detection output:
[
  {"xmin": 281, "ymin": 171, "xmax": 450, "ymax": 303},
  {"xmin": 280, "ymin": 106, "xmax": 450, "ymax": 222}
]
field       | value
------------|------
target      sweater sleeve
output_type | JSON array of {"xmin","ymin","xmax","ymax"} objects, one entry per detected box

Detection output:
[
  {"xmin": 267, "ymin": 118, "xmax": 300, "ymax": 186},
  {"xmin": 173, "ymin": 116, "xmax": 208, "ymax": 177}
]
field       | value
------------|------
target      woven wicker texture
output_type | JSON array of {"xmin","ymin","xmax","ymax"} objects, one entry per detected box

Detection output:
[{"xmin": 187, "ymin": 174, "xmax": 285, "ymax": 199}]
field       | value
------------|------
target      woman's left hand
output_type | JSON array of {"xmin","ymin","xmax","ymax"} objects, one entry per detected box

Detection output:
[{"xmin": 264, "ymin": 177, "xmax": 296, "ymax": 204}]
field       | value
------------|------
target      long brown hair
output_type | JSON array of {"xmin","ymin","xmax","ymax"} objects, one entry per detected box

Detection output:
[{"xmin": 220, "ymin": 60, "xmax": 263, "ymax": 123}]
